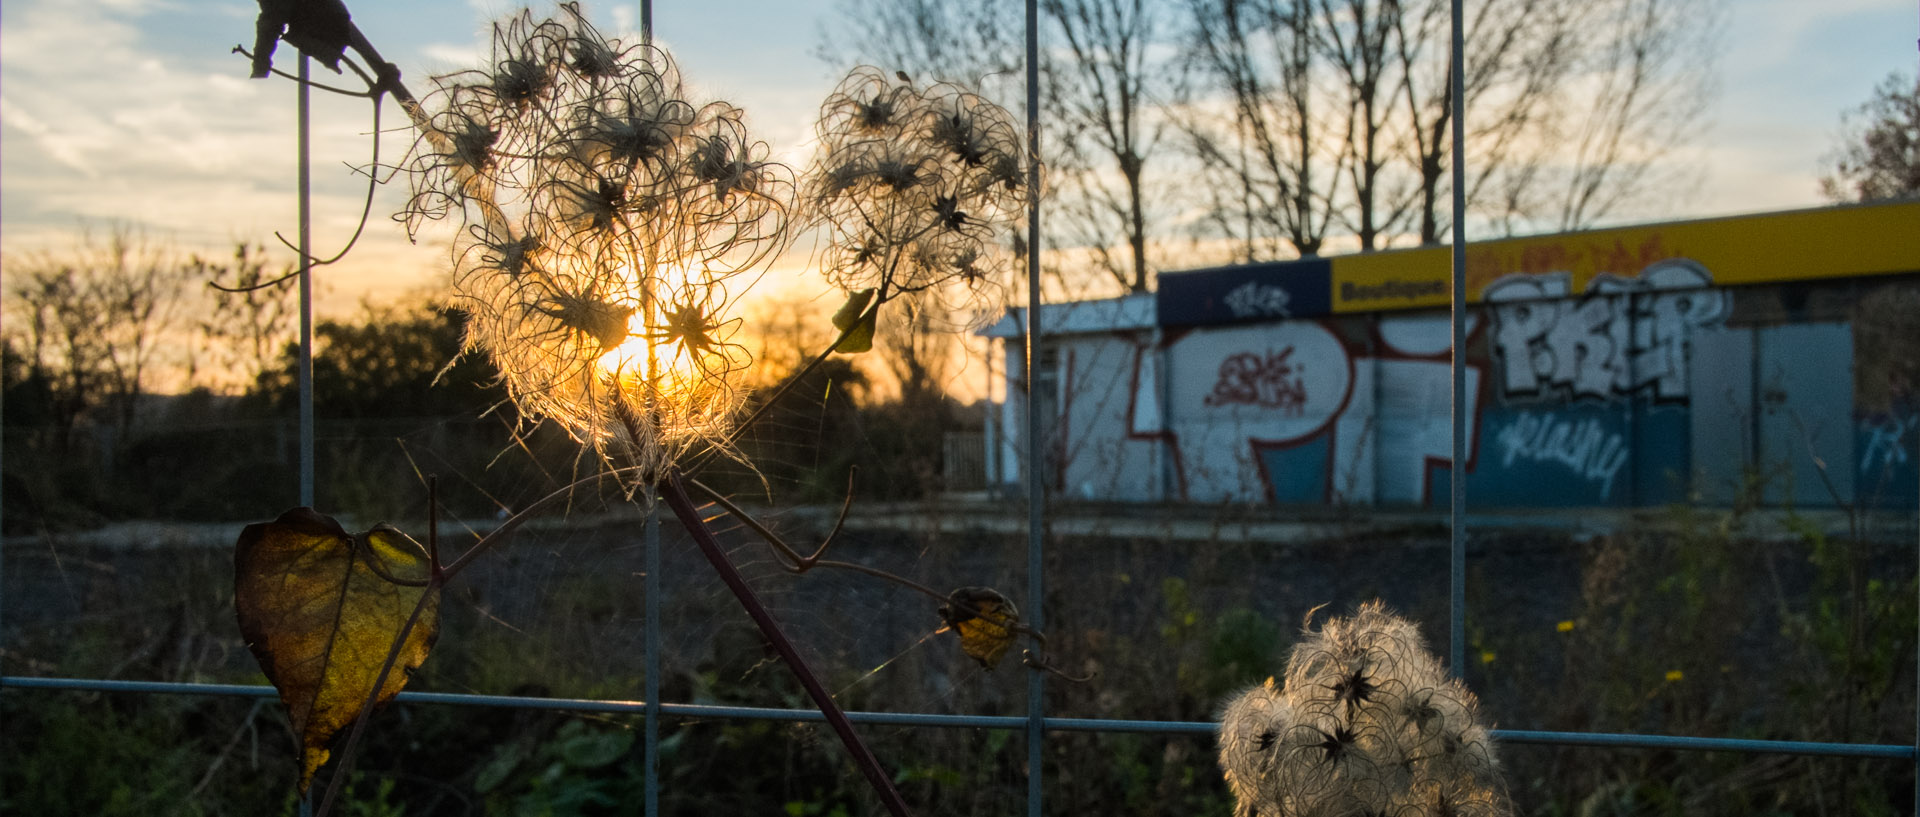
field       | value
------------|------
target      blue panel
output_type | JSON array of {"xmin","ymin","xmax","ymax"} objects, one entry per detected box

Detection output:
[
  {"xmin": 1157, "ymin": 258, "xmax": 1333, "ymax": 327},
  {"xmin": 1631, "ymin": 400, "xmax": 1691, "ymax": 506},
  {"xmin": 1757, "ymin": 323, "xmax": 1856, "ymax": 507},
  {"xmin": 1436, "ymin": 404, "xmax": 1652, "ymax": 508},
  {"xmin": 1256, "ymin": 435, "xmax": 1331, "ymax": 504},
  {"xmin": 1688, "ymin": 327, "xmax": 1756, "ymax": 506}
]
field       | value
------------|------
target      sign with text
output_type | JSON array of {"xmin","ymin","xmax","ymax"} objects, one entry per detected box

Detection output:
[
  {"xmin": 1156, "ymin": 259, "xmax": 1333, "ymax": 326},
  {"xmin": 1326, "ymin": 200, "xmax": 1920, "ymax": 313}
]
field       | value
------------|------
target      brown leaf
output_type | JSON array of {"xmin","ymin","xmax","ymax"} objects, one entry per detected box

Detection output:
[
  {"xmin": 939, "ymin": 586, "xmax": 1019, "ymax": 670},
  {"xmin": 831, "ymin": 287, "xmax": 877, "ymax": 353},
  {"xmin": 234, "ymin": 507, "xmax": 441, "ymax": 793}
]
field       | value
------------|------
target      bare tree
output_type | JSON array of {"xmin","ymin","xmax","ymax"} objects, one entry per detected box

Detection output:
[
  {"xmin": 1402, "ymin": 0, "xmax": 1719, "ymax": 239},
  {"xmin": 829, "ymin": 0, "xmax": 1717, "ymax": 279},
  {"xmin": 1822, "ymin": 72, "xmax": 1920, "ymax": 203},
  {"xmin": 1394, "ymin": 0, "xmax": 1578, "ymax": 243},
  {"xmin": 1536, "ymin": 0, "xmax": 1719, "ymax": 230},
  {"xmin": 815, "ymin": 0, "xmax": 1024, "ymax": 95},
  {"xmin": 195, "ymin": 243, "xmax": 298, "ymax": 393},
  {"xmin": 4, "ymin": 226, "xmax": 196, "ymax": 442},
  {"xmin": 877, "ymin": 290, "xmax": 963, "ymax": 405},
  {"xmin": 1318, "ymin": 0, "xmax": 1417, "ymax": 250},
  {"xmin": 10, "ymin": 264, "xmax": 106, "ymax": 443},
  {"xmin": 1184, "ymin": 0, "xmax": 1718, "ymax": 254},
  {"xmin": 1043, "ymin": 0, "xmax": 1169, "ymax": 293},
  {"xmin": 1181, "ymin": 0, "xmax": 1341, "ymax": 259}
]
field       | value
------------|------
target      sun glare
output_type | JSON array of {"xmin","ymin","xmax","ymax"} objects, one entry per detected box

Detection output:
[{"xmin": 596, "ymin": 308, "xmax": 706, "ymax": 392}]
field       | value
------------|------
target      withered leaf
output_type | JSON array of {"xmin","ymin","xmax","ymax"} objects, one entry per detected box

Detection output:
[
  {"xmin": 939, "ymin": 586, "xmax": 1019, "ymax": 670},
  {"xmin": 831, "ymin": 287, "xmax": 877, "ymax": 353},
  {"xmin": 250, "ymin": 0, "xmax": 355, "ymax": 78},
  {"xmin": 234, "ymin": 507, "xmax": 441, "ymax": 793}
]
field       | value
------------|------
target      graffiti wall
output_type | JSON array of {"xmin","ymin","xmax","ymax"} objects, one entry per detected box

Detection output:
[{"xmin": 998, "ymin": 201, "xmax": 1920, "ymax": 509}]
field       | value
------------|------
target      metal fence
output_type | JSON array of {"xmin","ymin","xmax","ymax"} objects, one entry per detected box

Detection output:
[{"xmin": 3, "ymin": 0, "xmax": 1918, "ymax": 815}]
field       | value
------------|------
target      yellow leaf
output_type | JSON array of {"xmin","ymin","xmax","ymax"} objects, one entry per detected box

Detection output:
[
  {"xmin": 939, "ymin": 586, "xmax": 1019, "ymax": 670},
  {"xmin": 234, "ymin": 508, "xmax": 441, "ymax": 793},
  {"xmin": 830, "ymin": 288, "xmax": 877, "ymax": 353}
]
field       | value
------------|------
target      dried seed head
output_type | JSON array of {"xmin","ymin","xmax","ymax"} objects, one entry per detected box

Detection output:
[
  {"xmin": 805, "ymin": 65, "xmax": 1029, "ymax": 318},
  {"xmin": 1218, "ymin": 602, "xmax": 1512, "ymax": 817},
  {"xmin": 400, "ymin": 4, "xmax": 794, "ymax": 478}
]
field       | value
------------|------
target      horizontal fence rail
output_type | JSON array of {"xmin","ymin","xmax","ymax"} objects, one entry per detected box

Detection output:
[{"xmin": 6, "ymin": 676, "xmax": 1915, "ymax": 762}]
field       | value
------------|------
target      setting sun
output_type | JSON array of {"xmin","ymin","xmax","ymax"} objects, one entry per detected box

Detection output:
[{"xmin": 596, "ymin": 308, "xmax": 707, "ymax": 393}]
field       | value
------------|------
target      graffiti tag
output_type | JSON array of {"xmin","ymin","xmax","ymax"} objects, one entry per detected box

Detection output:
[
  {"xmin": 1494, "ymin": 410, "xmax": 1630, "ymax": 499},
  {"xmin": 1486, "ymin": 259, "xmax": 1729, "ymax": 401},
  {"xmin": 1205, "ymin": 348, "xmax": 1308, "ymax": 415},
  {"xmin": 1861, "ymin": 413, "xmax": 1919, "ymax": 474},
  {"xmin": 1223, "ymin": 281, "xmax": 1292, "ymax": 319}
]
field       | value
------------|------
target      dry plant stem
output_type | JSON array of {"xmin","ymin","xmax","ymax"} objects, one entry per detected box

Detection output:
[
  {"xmin": 692, "ymin": 478, "xmax": 942, "ymax": 600},
  {"xmin": 658, "ymin": 469, "xmax": 914, "ymax": 817},
  {"xmin": 713, "ymin": 297, "xmax": 881, "ymax": 453},
  {"xmin": 314, "ymin": 467, "xmax": 640, "ymax": 817},
  {"xmin": 268, "ymin": 69, "xmax": 384, "ymax": 267},
  {"xmin": 208, "ymin": 265, "xmax": 301, "ymax": 294},
  {"xmin": 439, "ymin": 465, "xmax": 645, "ymax": 580},
  {"xmin": 188, "ymin": 700, "xmax": 268, "ymax": 799},
  {"xmin": 690, "ymin": 473, "xmax": 858, "ymax": 565},
  {"xmin": 685, "ymin": 476, "xmax": 1097, "ymax": 684},
  {"xmin": 315, "ymin": 477, "xmax": 447, "ymax": 817},
  {"xmin": 317, "ymin": 568, "xmax": 439, "ymax": 817}
]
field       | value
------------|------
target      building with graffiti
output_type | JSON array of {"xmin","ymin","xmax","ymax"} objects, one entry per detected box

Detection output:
[{"xmin": 980, "ymin": 200, "xmax": 1920, "ymax": 509}]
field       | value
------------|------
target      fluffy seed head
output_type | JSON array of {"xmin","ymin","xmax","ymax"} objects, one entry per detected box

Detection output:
[
  {"xmin": 400, "ymin": 3, "xmax": 793, "ymax": 479},
  {"xmin": 1217, "ymin": 602, "xmax": 1512, "ymax": 817}
]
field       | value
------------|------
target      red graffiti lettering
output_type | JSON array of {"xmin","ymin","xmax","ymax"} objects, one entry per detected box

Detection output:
[{"xmin": 1204, "ymin": 348, "xmax": 1308, "ymax": 415}]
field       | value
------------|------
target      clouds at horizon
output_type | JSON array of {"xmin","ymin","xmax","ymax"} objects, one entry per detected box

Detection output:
[{"xmin": 2, "ymin": 0, "xmax": 1914, "ymax": 314}]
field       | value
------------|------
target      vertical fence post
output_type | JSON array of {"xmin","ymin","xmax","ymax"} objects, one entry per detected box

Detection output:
[
  {"xmin": 644, "ymin": 496, "xmax": 661, "ymax": 817},
  {"xmin": 1023, "ymin": 0, "xmax": 1046, "ymax": 812},
  {"xmin": 284, "ymin": 51, "xmax": 318, "ymax": 817},
  {"xmin": 638, "ymin": 12, "xmax": 660, "ymax": 817},
  {"xmin": 297, "ymin": 55, "xmax": 316, "ymax": 509},
  {"xmin": 295, "ymin": 55, "xmax": 317, "ymax": 817},
  {"xmin": 1, "ymin": 317, "xmax": 6, "ymax": 685},
  {"xmin": 1445, "ymin": 0, "xmax": 1467, "ymax": 676}
]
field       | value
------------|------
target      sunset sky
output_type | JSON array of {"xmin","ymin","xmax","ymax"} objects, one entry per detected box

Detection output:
[{"xmin": 2, "ymin": 0, "xmax": 1916, "ymax": 317}]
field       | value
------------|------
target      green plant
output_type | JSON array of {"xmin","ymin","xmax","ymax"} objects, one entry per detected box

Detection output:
[
  {"xmin": 474, "ymin": 719, "xmax": 641, "ymax": 815},
  {"xmin": 1483, "ymin": 460, "xmax": 1919, "ymax": 815}
]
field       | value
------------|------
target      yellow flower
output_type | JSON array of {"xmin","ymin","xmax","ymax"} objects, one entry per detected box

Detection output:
[
  {"xmin": 1665, "ymin": 669, "xmax": 1684, "ymax": 682},
  {"xmin": 1556, "ymin": 620, "xmax": 1575, "ymax": 633}
]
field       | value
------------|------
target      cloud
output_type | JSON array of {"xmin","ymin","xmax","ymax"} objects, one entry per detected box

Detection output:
[
  {"xmin": 3, "ymin": 2, "xmax": 291, "ymax": 233},
  {"xmin": 0, "ymin": 96, "xmax": 98, "ymax": 177},
  {"xmin": 419, "ymin": 42, "xmax": 483, "ymax": 69},
  {"xmin": 0, "ymin": 0, "xmax": 448, "ymax": 306}
]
